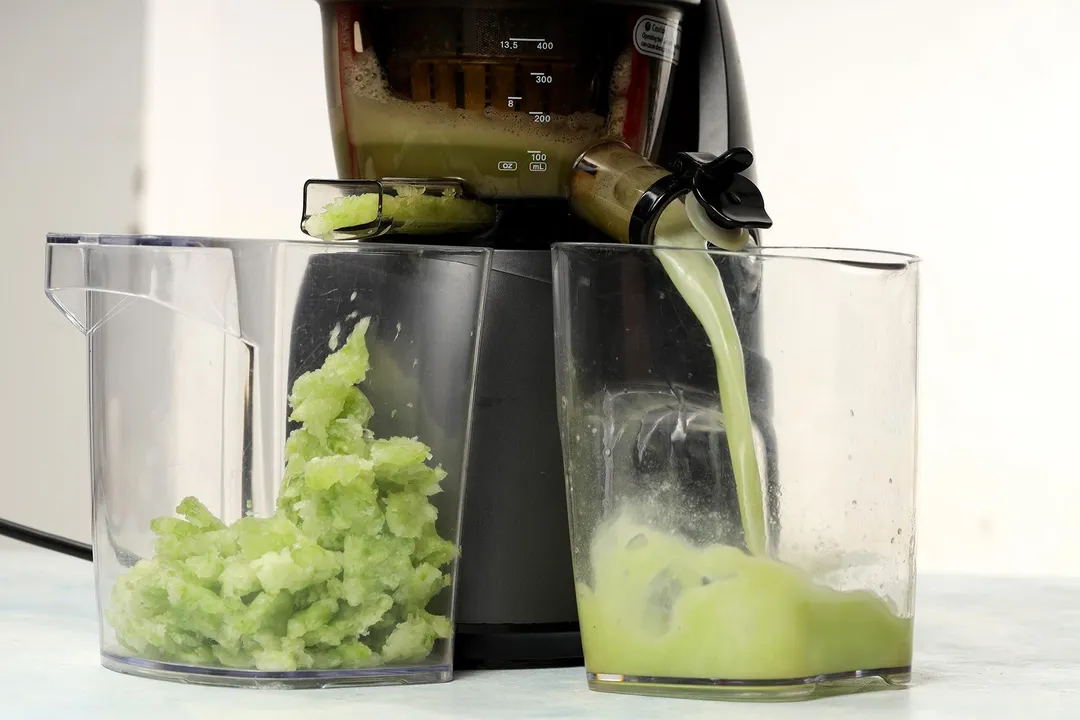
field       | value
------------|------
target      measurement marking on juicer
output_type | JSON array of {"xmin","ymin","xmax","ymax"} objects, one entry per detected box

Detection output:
[{"xmin": 505, "ymin": 37, "xmax": 555, "ymax": 50}]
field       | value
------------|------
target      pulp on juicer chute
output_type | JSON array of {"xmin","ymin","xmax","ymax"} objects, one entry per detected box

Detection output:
[{"xmin": 547, "ymin": 138, "xmax": 917, "ymax": 696}]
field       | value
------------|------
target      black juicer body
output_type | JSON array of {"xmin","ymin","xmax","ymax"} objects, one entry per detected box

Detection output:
[{"xmin": 292, "ymin": 0, "xmax": 775, "ymax": 669}]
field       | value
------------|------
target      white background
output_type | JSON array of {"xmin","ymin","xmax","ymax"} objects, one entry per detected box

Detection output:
[
  {"xmin": 0, "ymin": 0, "xmax": 145, "ymax": 547},
  {"xmin": 2, "ymin": 0, "xmax": 1079, "ymax": 575}
]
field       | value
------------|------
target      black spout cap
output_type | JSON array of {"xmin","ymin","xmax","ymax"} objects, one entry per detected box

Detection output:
[
  {"xmin": 671, "ymin": 148, "xmax": 773, "ymax": 231},
  {"xmin": 628, "ymin": 147, "xmax": 772, "ymax": 244}
]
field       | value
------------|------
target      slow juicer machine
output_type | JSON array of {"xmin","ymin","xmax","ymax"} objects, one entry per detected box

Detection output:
[{"xmin": 302, "ymin": 0, "xmax": 775, "ymax": 668}]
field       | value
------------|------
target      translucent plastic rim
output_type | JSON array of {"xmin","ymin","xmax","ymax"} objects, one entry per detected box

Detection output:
[
  {"xmin": 45, "ymin": 233, "xmax": 493, "ymax": 257},
  {"xmin": 552, "ymin": 243, "xmax": 921, "ymax": 269}
]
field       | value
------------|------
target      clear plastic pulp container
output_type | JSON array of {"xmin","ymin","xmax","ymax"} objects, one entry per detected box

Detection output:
[
  {"xmin": 45, "ymin": 234, "xmax": 492, "ymax": 688},
  {"xmin": 552, "ymin": 242, "xmax": 920, "ymax": 700}
]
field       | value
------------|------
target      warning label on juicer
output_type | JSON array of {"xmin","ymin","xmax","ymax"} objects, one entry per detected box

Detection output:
[{"xmin": 634, "ymin": 15, "xmax": 681, "ymax": 65}]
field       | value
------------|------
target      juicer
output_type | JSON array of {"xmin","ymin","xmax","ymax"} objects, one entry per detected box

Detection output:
[
  {"xmin": 302, "ymin": 0, "xmax": 774, "ymax": 669},
  {"xmin": 0, "ymin": 0, "xmax": 776, "ymax": 674}
]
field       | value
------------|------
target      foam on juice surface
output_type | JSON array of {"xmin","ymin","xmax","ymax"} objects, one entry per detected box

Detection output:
[
  {"xmin": 575, "ymin": 513, "xmax": 913, "ymax": 681},
  {"xmin": 337, "ymin": 52, "xmax": 614, "ymax": 197}
]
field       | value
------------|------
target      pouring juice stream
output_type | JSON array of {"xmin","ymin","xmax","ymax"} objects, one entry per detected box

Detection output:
[
  {"xmin": 651, "ymin": 204, "xmax": 766, "ymax": 556},
  {"xmin": 567, "ymin": 148, "xmax": 913, "ymax": 684}
]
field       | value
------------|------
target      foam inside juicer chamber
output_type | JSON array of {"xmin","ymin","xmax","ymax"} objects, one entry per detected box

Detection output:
[{"xmin": 106, "ymin": 318, "xmax": 458, "ymax": 672}]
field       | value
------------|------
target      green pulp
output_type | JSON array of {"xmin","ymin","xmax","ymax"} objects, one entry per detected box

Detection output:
[
  {"xmin": 304, "ymin": 185, "xmax": 495, "ymax": 240},
  {"xmin": 106, "ymin": 318, "xmax": 457, "ymax": 672}
]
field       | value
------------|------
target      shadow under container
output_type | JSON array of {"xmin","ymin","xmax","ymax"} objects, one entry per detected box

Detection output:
[
  {"xmin": 552, "ymin": 243, "xmax": 920, "ymax": 700},
  {"xmin": 45, "ymin": 234, "xmax": 492, "ymax": 688}
]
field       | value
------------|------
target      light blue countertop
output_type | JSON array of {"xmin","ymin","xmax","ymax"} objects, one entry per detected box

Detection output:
[{"xmin": 2, "ymin": 548, "xmax": 1078, "ymax": 719}]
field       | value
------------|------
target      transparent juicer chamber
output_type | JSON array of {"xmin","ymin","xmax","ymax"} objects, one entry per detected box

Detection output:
[
  {"xmin": 45, "ymin": 234, "xmax": 491, "ymax": 687},
  {"xmin": 317, "ymin": 0, "xmax": 686, "ymax": 197}
]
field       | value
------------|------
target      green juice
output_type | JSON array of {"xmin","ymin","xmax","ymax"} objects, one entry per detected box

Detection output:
[
  {"xmin": 575, "ymin": 514, "xmax": 913, "ymax": 682},
  {"xmin": 575, "ymin": 199, "xmax": 913, "ymax": 687}
]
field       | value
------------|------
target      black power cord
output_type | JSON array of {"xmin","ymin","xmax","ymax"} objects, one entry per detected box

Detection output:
[{"xmin": 0, "ymin": 517, "xmax": 92, "ymax": 561}]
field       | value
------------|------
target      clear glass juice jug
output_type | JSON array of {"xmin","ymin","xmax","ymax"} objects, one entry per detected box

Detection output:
[{"xmin": 552, "ymin": 241, "xmax": 919, "ymax": 700}]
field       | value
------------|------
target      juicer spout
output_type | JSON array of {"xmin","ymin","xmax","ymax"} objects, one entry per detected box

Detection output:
[
  {"xmin": 654, "ymin": 149, "xmax": 773, "ymax": 234},
  {"xmin": 569, "ymin": 141, "xmax": 772, "ymax": 246}
]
